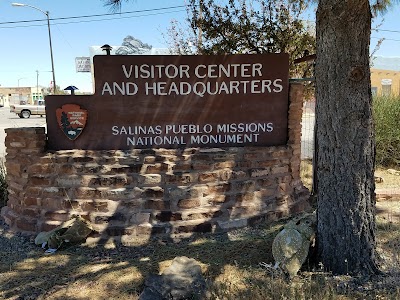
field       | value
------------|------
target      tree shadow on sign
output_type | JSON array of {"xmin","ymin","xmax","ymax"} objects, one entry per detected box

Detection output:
[
  {"xmin": 84, "ymin": 145, "xmax": 296, "ymax": 294},
  {"xmin": 1, "ymin": 138, "xmax": 306, "ymax": 298}
]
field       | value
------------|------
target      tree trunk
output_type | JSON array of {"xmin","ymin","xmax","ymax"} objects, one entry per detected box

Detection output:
[{"xmin": 315, "ymin": 0, "xmax": 380, "ymax": 275}]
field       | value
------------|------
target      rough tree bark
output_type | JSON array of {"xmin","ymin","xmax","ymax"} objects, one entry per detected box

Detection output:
[{"xmin": 315, "ymin": 0, "xmax": 380, "ymax": 275}]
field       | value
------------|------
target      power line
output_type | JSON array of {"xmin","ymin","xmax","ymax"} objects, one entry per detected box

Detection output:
[
  {"xmin": 0, "ymin": 9, "xmax": 186, "ymax": 29},
  {"xmin": 372, "ymin": 28, "xmax": 400, "ymax": 34},
  {"xmin": 372, "ymin": 36, "xmax": 400, "ymax": 42},
  {"xmin": 0, "ymin": 5, "xmax": 186, "ymax": 26},
  {"xmin": 1, "ymin": 6, "xmax": 399, "ymax": 35}
]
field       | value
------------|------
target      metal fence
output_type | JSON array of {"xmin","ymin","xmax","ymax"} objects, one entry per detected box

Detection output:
[
  {"xmin": 301, "ymin": 100, "xmax": 315, "ymax": 161},
  {"xmin": 300, "ymin": 100, "xmax": 316, "ymax": 194}
]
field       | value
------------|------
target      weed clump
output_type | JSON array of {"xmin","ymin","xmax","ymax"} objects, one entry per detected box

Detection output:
[
  {"xmin": 0, "ymin": 158, "xmax": 7, "ymax": 209},
  {"xmin": 374, "ymin": 95, "xmax": 400, "ymax": 167}
]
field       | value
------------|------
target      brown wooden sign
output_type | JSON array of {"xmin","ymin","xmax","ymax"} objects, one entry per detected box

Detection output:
[{"xmin": 46, "ymin": 54, "xmax": 289, "ymax": 150}]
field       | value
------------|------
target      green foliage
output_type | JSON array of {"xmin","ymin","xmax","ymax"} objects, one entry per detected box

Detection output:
[
  {"xmin": 41, "ymin": 84, "xmax": 65, "ymax": 96},
  {"xmin": 0, "ymin": 158, "xmax": 7, "ymax": 209},
  {"xmin": 371, "ymin": 0, "xmax": 400, "ymax": 16},
  {"xmin": 374, "ymin": 95, "xmax": 400, "ymax": 167},
  {"xmin": 166, "ymin": 0, "xmax": 316, "ymax": 78}
]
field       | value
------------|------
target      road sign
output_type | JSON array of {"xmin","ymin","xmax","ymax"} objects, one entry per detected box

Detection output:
[{"xmin": 75, "ymin": 57, "xmax": 91, "ymax": 72}]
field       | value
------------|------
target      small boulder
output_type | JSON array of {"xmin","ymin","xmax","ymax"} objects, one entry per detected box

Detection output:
[
  {"xmin": 139, "ymin": 256, "xmax": 206, "ymax": 300},
  {"xmin": 387, "ymin": 169, "xmax": 400, "ymax": 176},
  {"xmin": 272, "ymin": 212, "xmax": 316, "ymax": 278}
]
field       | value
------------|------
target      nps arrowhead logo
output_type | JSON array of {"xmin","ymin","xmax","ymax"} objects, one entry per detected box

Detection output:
[{"xmin": 56, "ymin": 104, "xmax": 88, "ymax": 140}]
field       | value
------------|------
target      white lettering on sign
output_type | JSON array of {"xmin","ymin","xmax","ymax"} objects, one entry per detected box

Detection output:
[
  {"xmin": 111, "ymin": 122, "xmax": 274, "ymax": 147},
  {"xmin": 122, "ymin": 64, "xmax": 191, "ymax": 79},
  {"xmin": 194, "ymin": 63, "xmax": 262, "ymax": 78},
  {"xmin": 121, "ymin": 63, "xmax": 262, "ymax": 79},
  {"xmin": 101, "ymin": 63, "xmax": 284, "ymax": 97},
  {"xmin": 136, "ymin": 79, "xmax": 283, "ymax": 97},
  {"xmin": 112, "ymin": 125, "xmax": 163, "ymax": 135},
  {"xmin": 190, "ymin": 133, "xmax": 259, "ymax": 144},
  {"xmin": 102, "ymin": 82, "xmax": 138, "ymax": 96},
  {"xmin": 127, "ymin": 135, "xmax": 186, "ymax": 146},
  {"xmin": 217, "ymin": 123, "xmax": 273, "ymax": 133},
  {"xmin": 165, "ymin": 124, "xmax": 213, "ymax": 134}
]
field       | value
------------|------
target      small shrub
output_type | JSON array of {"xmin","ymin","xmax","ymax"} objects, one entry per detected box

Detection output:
[
  {"xmin": 0, "ymin": 158, "xmax": 8, "ymax": 209},
  {"xmin": 300, "ymin": 159, "xmax": 313, "ymax": 191},
  {"xmin": 373, "ymin": 95, "xmax": 400, "ymax": 167}
]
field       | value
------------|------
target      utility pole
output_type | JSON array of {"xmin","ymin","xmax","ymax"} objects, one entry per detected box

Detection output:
[{"xmin": 36, "ymin": 70, "xmax": 39, "ymax": 104}]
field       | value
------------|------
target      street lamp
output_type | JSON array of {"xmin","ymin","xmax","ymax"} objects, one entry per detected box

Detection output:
[
  {"xmin": 12, "ymin": 3, "xmax": 56, "ymax": 94},
  {"xmin": 17, "ymin": 77, "xmax": 26, "ymax": 87}
]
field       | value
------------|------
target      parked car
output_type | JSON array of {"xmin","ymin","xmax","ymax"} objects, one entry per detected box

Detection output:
[{"xmin": 10, "ymin": 100, "xmax": 45, "ymax": 118}]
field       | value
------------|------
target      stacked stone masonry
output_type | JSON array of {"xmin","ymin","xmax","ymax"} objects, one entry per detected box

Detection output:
[{"xmin": 1, "ymin": 84, "xmax": 310, "ymax": 239}]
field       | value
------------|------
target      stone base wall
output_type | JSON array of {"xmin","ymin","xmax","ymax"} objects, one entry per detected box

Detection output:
[{"xmin": 1, "ymin": 84, "xmax": 310, "ymax": 239}]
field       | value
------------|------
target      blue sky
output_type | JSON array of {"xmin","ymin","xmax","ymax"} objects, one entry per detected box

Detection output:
[{"xmin": 0, "ymin": 0, "xmax": 399, "ymax": 93}]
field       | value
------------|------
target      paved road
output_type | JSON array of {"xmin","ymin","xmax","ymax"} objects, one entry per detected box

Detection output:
[{"xmin": 0, "ymin": 107, "xmax": 46, "ymax": 158}]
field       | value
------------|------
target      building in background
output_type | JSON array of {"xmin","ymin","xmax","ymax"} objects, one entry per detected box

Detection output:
[
  {"xmin": 371, "ymin": 56, "xmax": 400, "ymax": 97},
  {"xmin": 0, "ymin": 86, "xmax": 45, "ymax": 107},
  {"xmin": 371, "ymin": 69, "xmax": 400, "ymax": 96}
]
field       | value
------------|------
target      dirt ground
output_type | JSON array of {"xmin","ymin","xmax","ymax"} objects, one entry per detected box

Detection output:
[
  {"xmin": 375, "ymin": 168, "xmax": 400, "ymax": 198},
  {"xmin": 375, "ymin": 167, "xmax": 400, "ymax": 188}
]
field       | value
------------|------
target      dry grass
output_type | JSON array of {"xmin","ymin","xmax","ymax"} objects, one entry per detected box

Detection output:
[
  {"xmin": 300, "ymin": 159, "xmax": 314, "ymax": 191},
  {"xmin": 301, "ymin": 159, "xmax": 400, "ymax": 194},
  {"xmin": 0, "ymin": 222, "xmax": 282, "ymax": 300},
  {"xmin": 0, "ymin": 157, "xmax": 7, "ymax": 209},
  {"xmin": 1, "ymin": 204, "xmax": 400, "ymax": 300},
  {"xmin": 375, "ymin": 167, "xmax": 400, "ymax": 189}
]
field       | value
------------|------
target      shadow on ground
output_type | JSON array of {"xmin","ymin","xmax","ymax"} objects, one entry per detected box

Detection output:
[{"xmin": 0, "ymin": 218, "xmax": 283, "ymax": 300}]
